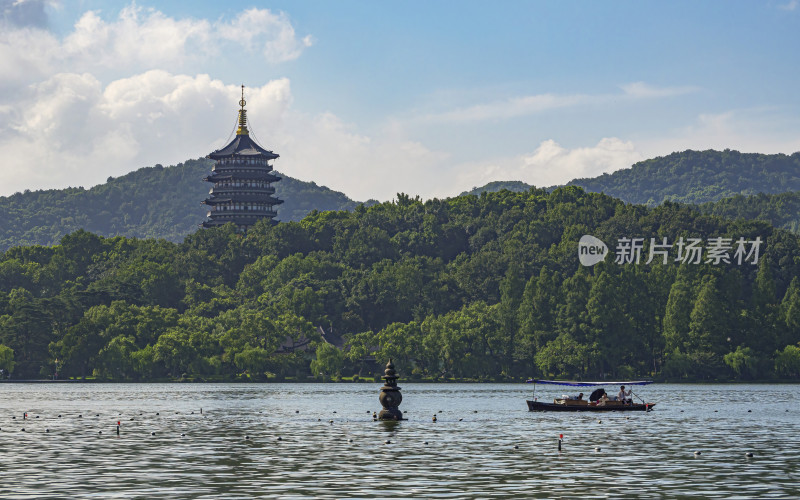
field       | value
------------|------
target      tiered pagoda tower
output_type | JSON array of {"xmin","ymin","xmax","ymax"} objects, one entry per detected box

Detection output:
[{"xmin": 202, "ymin": 86, "xmax": 283, "ymax": 229}]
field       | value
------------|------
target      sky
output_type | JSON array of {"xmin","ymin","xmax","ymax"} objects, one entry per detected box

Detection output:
[{"xmin": 1, "ymin": 1, "xmax": 799, "ymax": 202}]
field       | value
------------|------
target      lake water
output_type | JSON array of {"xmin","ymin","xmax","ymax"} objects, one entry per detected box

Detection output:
[{"xmin": 0, "ymin": 383, "xmax": 798, "ymax": 498}]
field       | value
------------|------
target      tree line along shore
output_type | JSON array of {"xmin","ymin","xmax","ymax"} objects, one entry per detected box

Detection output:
[{"xmin": 1, "ymin": 187, "xmax": 799, "ymax": 382}]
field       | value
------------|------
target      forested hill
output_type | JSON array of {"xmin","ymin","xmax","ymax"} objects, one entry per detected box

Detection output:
[
  {"xmin": 699, "ymin": 192, "xmax": 800, "ymax": 235},
  {"xmin": 568, "ymin": 149, "xmax": 800, "ymax": 205},
  {"xmin": 1, "ymin": 187, "xmax": 799, "ymax": 382},
  {"xmin": 460, "ymin": 181, "xmax": 533, "ymax": 196},
  {"xmin": 464, "ymin": 180, "xmax": 800, "ymax": 235},
  {"xmin": 5, "ymin": 149, "xmax": 800, "ymax": 251},
  {"xmin": 0, "ymin": 158, "xmax": 368, "ymax": 251}
]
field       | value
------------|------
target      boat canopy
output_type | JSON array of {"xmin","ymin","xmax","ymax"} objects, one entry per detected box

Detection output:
[{"xmin": 526, "ymin": 379, "xmax": 653, "ymax": 386}]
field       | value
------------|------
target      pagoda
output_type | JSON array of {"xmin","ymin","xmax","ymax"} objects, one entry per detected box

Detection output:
[{"xmin": 201, "ymin": 86, "xmax": 283, "ymax": 229}]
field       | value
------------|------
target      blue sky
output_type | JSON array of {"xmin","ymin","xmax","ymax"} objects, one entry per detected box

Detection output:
[{"xmin": 1, "ymin": 0, "xmax": 798, "ymax": 200}]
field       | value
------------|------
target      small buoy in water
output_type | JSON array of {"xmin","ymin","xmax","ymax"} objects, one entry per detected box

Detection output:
[
  {"xmin": 21, "ymin": 428, "xmax": 25, "ymax": 432},
  {"xmin": 694, "ymin": 451, "xmax": 702, "ymax": 455},
  {"xmin": 384, "ymin": 440, "xmax": 391, "ymax": 444},
  {"xmin": 347, "ymin": 438, "xmax": 353, "ymax": 443},
  {"xmin": 191, "ymin": 411, "xmax": 194, "ymax": 415},
  {"xmin": 626, "ymin": 417, "xmax": 630, "ymax": 420},
  {"xmin": 78, "ymin": 415, "xmax": 82, "ymax": 418},
  {"xmin": 245, "ymin": 435, "xmax": 250, "ymax": 440},
  {"xmin": 58, "ymin": 415, "xmax": 61, "ymax": 418},
  {"xmin": 474, "ymin": 410, "xmax": 478, "ymax": 413},
  {"xmin": 35, "ymin": 416, "xmax": 39, "ymax": 419},
  {"xmin": 46, "ymin": 429, "xmax": 49, "ymax": 433},
  {"xmin": 129, "ymin": 418, "xmax": 134, "ymax": 421},
  {"xmin": 595, "ymin": 447, "xmax": 601, "ymax": 452},
  {"xmin": 747, "ymin": 410, "xmax": 752, "ymax": 413},
  {"xmin": 333, "ymin": 411, "xmax": 337, "ymax": 414},
  {"xmin": 745, "ymin": 452, "xmax": 754, "ymax": 458},
  {"xmin": 714, "ymin": 410, "xmax": 718, "ymax": 413},
  {"xmin": 317, "ymin": 418, "xmax": 321, "ymax": 422},
  {"xmin": 329, "ymin": 420, "xmax": 334, "ymax": 424},
  {"xmin": 95, "ymin": 414, "xmax": 99, "ymax": 417},
  {"xmin": 423, "ymin": 441, "xmax": 428, "ymax": 445},
  {"xmin": 459, "ymin": 418, "xmax": 463, "ymax": 421},
  {"xmin": 296, "ymin": 410, "xmax": 299, "ymax": 414},
  {"xmin": 514, "ymin": 445, "xmax": 519, "ymax": 449},
  {"xmin": 277, "ymin": 436, "xmax": 282, "ymax": 441},
  {"xmin": 181, "ymin": 433, "xmax": 186, "ymax": 437},
  {"xmin": 597, "ymin": 420, "xmax": 602, "ymax": 424},
  {"xmin": 432, "ymin": 415, "xmax": 437, "ymax": 422},
  {"xmin": 151, "ymin": 432, "xmax": 156, "ymax": 436},
  {"xmin": 156, "ymin": 412, "xmax": 159, "ymax": 416},
  {"xmin": 12, "ymin": 416, "xmax": 15, "ymax": 419},
  {"xmin": 438, "ymin": 410, "xmax": 442, "ymax": 414},
  {"xmin": 98, "ymin": 431, "xmax": 102, "ymax": 435}
]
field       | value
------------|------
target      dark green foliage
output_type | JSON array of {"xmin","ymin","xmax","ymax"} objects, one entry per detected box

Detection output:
[
  {"xmin": 1, "ymin": 186, "xmax": 799, "ymax": 381},
  {"xmin": 699, "ymin": 191, "xmax": 800, "ymax": 234},
  {"xmin": 0, "ymin": 158, "xmax": 370, "ymax": 251},
  {"xmin": 569, "ymin": 149, "xmax": 800, "ymax": 205},
  {"xmin": 460, "ymin": 181, "xmax": 533, "ymax": 197}
]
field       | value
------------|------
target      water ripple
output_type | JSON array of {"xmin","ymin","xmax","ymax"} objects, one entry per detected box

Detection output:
[{"xmin": 0, "ymin": 383, "xmax": 798, "ymax": 498}]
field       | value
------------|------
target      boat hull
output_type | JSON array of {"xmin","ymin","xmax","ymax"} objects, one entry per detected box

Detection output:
[{"xmin": 527, "ymin": 401, "xmax": 655, "ymax": 412}]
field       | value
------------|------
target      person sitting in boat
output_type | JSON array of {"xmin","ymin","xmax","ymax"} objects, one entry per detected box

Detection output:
[
  {"xmin": 573, "ymin": 393, "xmax": 584, "ymax": 401},
  {"xmin": 596, "ymin": 393, "xmax": 610, "ymax": 406},
  {"xmin": 617, "ymin": 386, "xmax": 632, "ymax": 404},
  {"xmin": 589, "ymin": 388, "xmax": 606, "ymax": 402}
]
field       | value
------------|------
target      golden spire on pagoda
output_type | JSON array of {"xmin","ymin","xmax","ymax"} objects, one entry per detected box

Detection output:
[{"xmin": 236, "ymin": 84, "xmax": 249, "ymax": 136}]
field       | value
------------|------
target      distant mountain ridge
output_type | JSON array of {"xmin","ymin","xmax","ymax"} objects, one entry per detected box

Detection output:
[
  {"xmin": 0, "ymin": 158, "xmax": 371, "ymax": 251},
  {"xmin": 464, "ymin": 150, "xmax": 800, "ymax": 206},
  {"xmin": 460, "ymin": 181, "xmax": 533, "ymax": 197},
  {"xmin": 460, "ymin": 149, "xmax": 800, "ymax": 233},
  {"xmin": 3, "ymin": 149, "xmax": 800, "ymax": 251},
  {"xmin": 568, "ymin": 149, "xmax": 800, "ymax": 205}
]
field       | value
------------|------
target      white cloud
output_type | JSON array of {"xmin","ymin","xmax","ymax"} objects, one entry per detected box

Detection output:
[
  {"xmin": 421, "ymin": 93, "xmax": 591, "ymax": 123},
  {"xmin": 421, "ymin": 83, "xmax": 700, "ymax": 124},
  {"xmin": 620, "ymin": 81, "xmax": 699, "ymax": 99},
  {"xmin": 0, "ymin": 69, "xmax": 451, "ymax": 202},
  {"xmin": 449, "ymin": 138, "xmax": 643, "ymax": 195},
  {"xmin": 0, "ymin": 72, "xmax": 293, "ymax": 195},
  {"xmin": 274, "ymin": 110, "xmax": 451, "ymax": 201},
  {"xmin": 778, "ymin": 0, "xmax": 798, "ymax": 11},
  {"xmin": 216, "ymin": 8, "xmax": 313, "ymax": 63},
  {"xmin": 638, "ymin": 108, "xmax": 800, "ymax": 157},
  {"xmin": 0, "ymin": 3, "xmax": 312, "ymax": 87}
]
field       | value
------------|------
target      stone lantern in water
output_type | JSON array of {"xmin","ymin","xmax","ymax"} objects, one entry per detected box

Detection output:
[{"xmin": 378, "ymin": 359, "xmax": 403, "ymax": 421}]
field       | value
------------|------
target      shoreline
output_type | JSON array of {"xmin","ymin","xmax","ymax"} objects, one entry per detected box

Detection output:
[{"xmin": 2, "ymin": 379, "xmax": 798, "ymax": 384}]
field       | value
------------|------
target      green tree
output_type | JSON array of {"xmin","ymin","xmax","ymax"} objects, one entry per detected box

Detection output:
[
  {"xmin": 534, "ymin": 333, "xmax": 588, "ymax": 378},
  {"xmin": 663, "ymin": 269, "xmax": 693, "ymax": 353},
  {"xmin": 779, "ymin": 277, "xmax": 800, "ymax": 347},
  {"xmin": 0, "ymin": 344, "xmax": 14, "ymax": 376},
  {"xmin": 310, "ymin": 342, "xmax": 345, "ymax": 380},
  {"xmin": 723, "ymin": 346, "xmax": 759, "ymax": 380}
]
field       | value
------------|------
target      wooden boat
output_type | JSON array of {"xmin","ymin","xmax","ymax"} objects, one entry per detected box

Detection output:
[
  {"xmin": 526, "ymin": 379, "xmax": 655, "ymax": 412},
  {"xmin": 527, "ymin": 399, "xmax": 655, "ymax": 412}
]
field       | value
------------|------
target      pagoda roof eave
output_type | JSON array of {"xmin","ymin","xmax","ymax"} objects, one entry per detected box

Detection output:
[
  {"xmin": 204, "ymin": 196, "xmax": 283, "ymax": 205},
  {"xmin": 208, "ymin": 134, "xmax": 279, "ymax": 160},
  {"xmin": 204, "ymin": 172, "xmax": 280, "ymax": 182}
]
